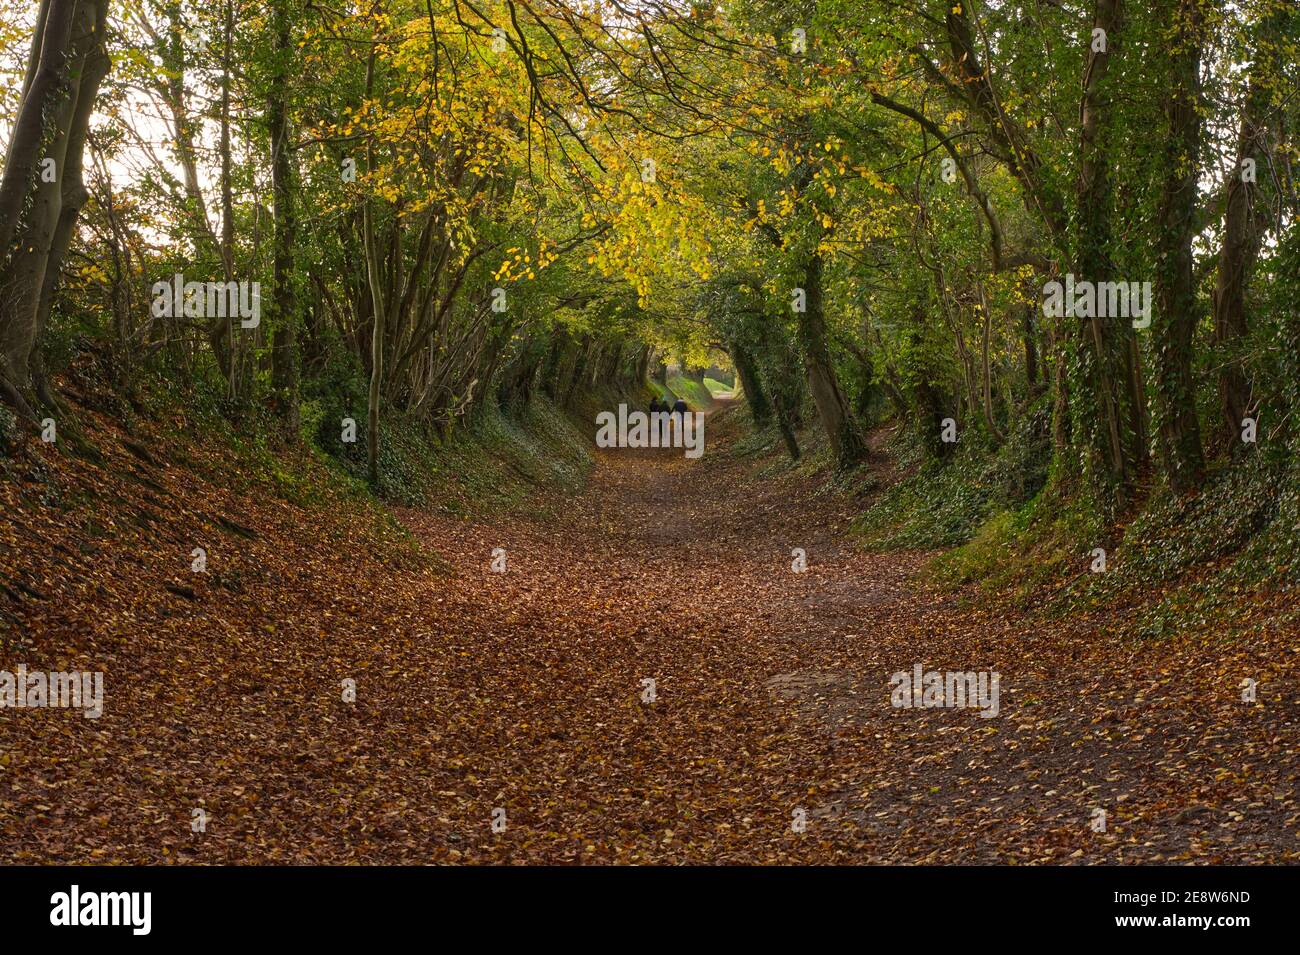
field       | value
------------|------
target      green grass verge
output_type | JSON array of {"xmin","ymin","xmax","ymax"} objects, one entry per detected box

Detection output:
[{"xmin": 664, "ymin": 374, "xmax": 715, "ymax": 410}]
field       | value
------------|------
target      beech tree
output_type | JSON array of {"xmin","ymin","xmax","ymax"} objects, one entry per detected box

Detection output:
[{"xmin": 0, "ymin": 0, "xmax": 110, "ymax": 419}]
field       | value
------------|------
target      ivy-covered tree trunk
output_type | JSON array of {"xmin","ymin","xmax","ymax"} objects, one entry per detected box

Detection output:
[
  {"xmin": 215, "ymin": 0, "xmax": 236, "ymax": 388},
  {"xmin": 268, "ymin": 0, "xmax": 300, "ymax": 436},
  {"xmin": 1153, "ymin": 0, "xmax": 1207, "ymax": 493},
  {"xmin": 1020, "ymin": 303, "xmax": 1040, "ymax": 392},
  {"xmin": 728, "ymin": 338, "xmax": 771, "ymax": 427},
  {"xmin": 1070, "ymin": 0, "xmax": 1139, "ymax": 508},
  {"xmin": 798, "ymin": 253, "xmax": 867, "ymax": 469},
  {"xmin": 563, "ymin": 335, "xmax": 595, "ymax": 408},
  {"xmin": 1212, "ymin": 8, "xmax": 1285, "ymax": 449},
  {"xmin": 497, "ymin": 334, "xmax": 546, "ymax": 410}
]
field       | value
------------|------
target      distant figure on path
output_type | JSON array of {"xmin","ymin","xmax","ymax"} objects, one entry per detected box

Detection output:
[
  {"xmin": 670, "ymin": 397, "xmax": 688, "ymax": 442},
  {"xmin": 650, "ymin": 396, "xmax": 668, "ymax": 444}
]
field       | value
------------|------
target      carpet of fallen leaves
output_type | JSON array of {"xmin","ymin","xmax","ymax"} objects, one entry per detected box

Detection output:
[{"xmin": 1, "ymin": 402, "xmax": 1298, "ymax": 864}]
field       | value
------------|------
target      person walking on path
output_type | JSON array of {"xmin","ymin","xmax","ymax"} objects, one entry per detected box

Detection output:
[
  {"xmin": 670, "ymin": 396, "xmax": 688, "ymax": 443},
  {"xmin": 648, "ymin": 397, "xmax": 665, "ymax": 444}
]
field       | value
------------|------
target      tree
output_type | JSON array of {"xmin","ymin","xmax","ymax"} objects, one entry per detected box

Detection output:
[{"xmin": 0, "ymin": 0, "xmax": 110, "ymax": 418}]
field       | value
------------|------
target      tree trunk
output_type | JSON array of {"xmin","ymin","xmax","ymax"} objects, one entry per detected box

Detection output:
[
  {"xmin": 1048, "ymin": 314, "xmax": 1071, "ymax": 456},
  {"xmin": 0, "ymin": 0, "xmax": 109, "ymax": 418},
  {"xmin": 36, "ymin": 0, "xmax": 109, "ymax": 376},
  {"xmin": 215, "ymin": 0, "xmax": 235, "ymax": 388},
  {"xmin": 1212, "ymin": 49, "xmax": 1279, "ymax": 449},
  {"xmin": 564, "ymin": 335, "xmax": 594, "ymax": 407},
  {"xmin": 364, "ymin": 201, "xmax": 385, "ymax": 486},
  {"xmin": 269, "ymin": 0, "xmax": 299, "ymax": 436},
  {"xmin": 1071, "ymin": 0, "xmax": 1138, "ymax": 507},
  {"xmin": 797, "ymin": 253, "xmax": 867, "ymax": 469},
  {"xmin": 1021, "ymin": 303, "xmax": 1040, "ymax": 392},
  {"xmin": 1153, "ymin": 0, "xmax": 1206, "ymax": 492},
  {"xmin": 0, "ymin": 0, "xmax": 76, "ymax": 258},
  {"xmin": 974, "ymin": 278, "xmax": 1004, "ymax": 442},
  {"xmin": 729, "ymin": 338, "xmax": 771, "ymax": 427},
  {"xmin": 360, "ymin": 49, "xmax": 386, "ymax": 485}
]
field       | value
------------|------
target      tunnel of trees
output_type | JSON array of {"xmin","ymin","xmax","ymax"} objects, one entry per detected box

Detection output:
[
  {"xmin": 5, "ymin": 0, "xmax": 1300, "ymax": 876},
  {"xmin": 0, "ymin": 0, "xmax": 1296, "ymax": 526}
]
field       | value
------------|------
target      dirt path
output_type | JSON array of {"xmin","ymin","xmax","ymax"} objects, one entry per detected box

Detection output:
[
  {"xmin": 391, "ymin": 406, "xmax": 1297, "ymax": 863},
  {"xmin": 1, "ymin": 405, "xmax": 1295, "ymax": 863}
]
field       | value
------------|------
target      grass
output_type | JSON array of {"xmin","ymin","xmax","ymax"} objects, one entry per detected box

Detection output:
[{"xmin": 664, "ymin": 374, "xmax": 715, "ymax": 410}]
